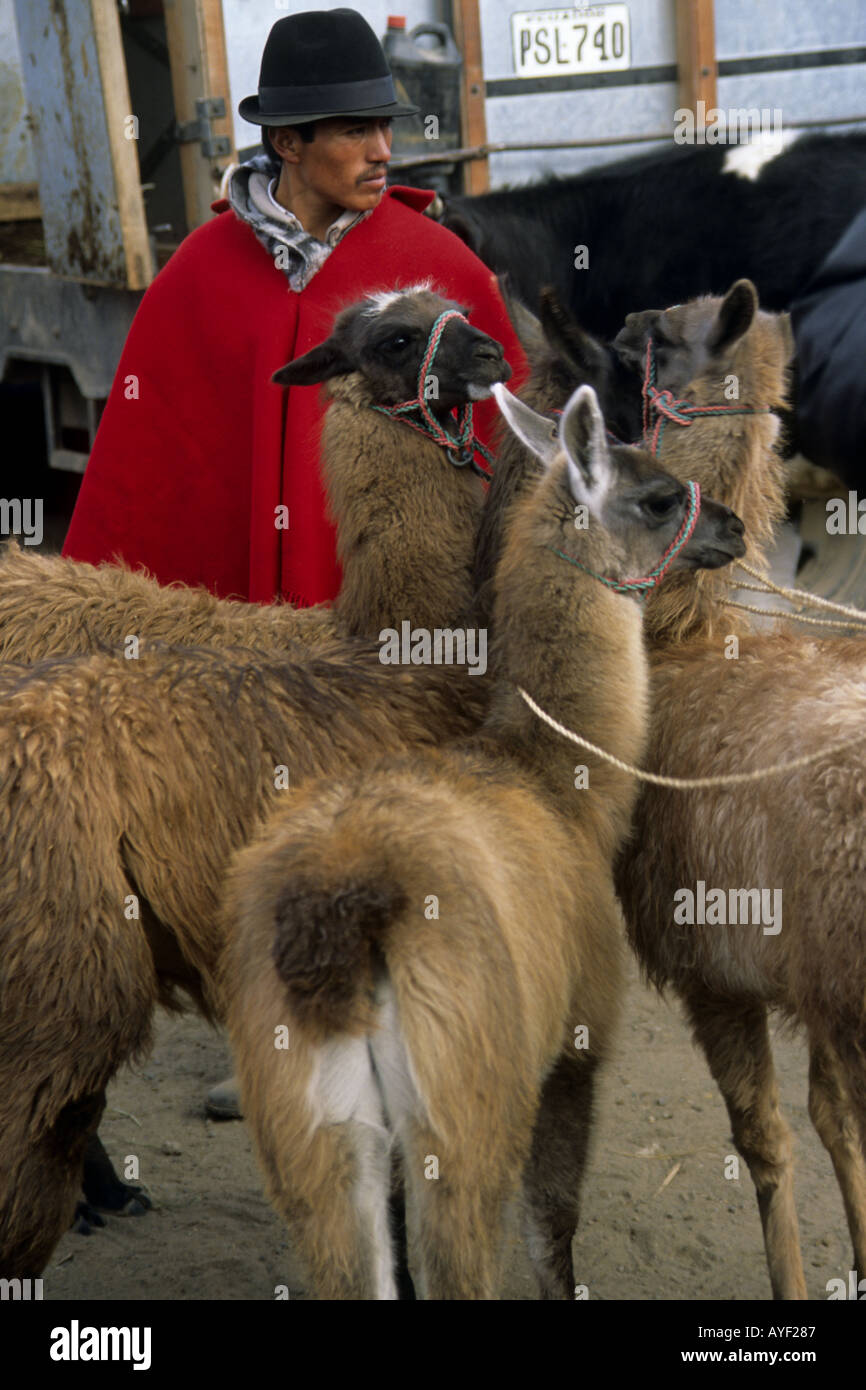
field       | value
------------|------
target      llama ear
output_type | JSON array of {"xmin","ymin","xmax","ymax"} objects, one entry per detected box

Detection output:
[
  {"xmin": 498, "ymin": 275, "xmax": 545, "ymax": 357},
  {"xmin": 491, "ymin": 383, "xmax": 561, "ymax": 468},
  {"xmin": 272, "ymin": 340, "xmax": 352, "ymax": 386},
  {"xmin": 559, "ymin": 385, "xmax": 611, "ymax": 509},
  {"xmin": 708, "ymin": 279, "xmax": 758, "ymax": 355},
  {"xmin": 539, "ymin": 286, "xmax": 606, "ymax": 375}
]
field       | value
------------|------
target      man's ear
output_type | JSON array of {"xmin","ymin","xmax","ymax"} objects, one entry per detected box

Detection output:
[
  {"xmin": 272, "ymin": 340, "xmax": 352, "ymax": 386},
  {"xmin": 708, "ymin": 279, "xmax": 758, "ymax": 355},
  {"xmin": 491, "ymin": 383, "xmax": 561, "ymax": 469},
  {"xmin": 560, "ymin": 384, "xmax": 611, "ymax": 510},
  {"xmin": 268, "ymin": 125, "xmax": 303, "ymax": 164}
]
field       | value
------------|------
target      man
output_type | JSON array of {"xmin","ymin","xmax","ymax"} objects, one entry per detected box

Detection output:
[{"xmin": 63, "ymin": 8, "xmax": 527, "ymax": 607}]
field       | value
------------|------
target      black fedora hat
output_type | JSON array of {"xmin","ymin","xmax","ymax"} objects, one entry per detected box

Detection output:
[{"xmin": 239, "ymin": 8, "xmax": 419, "ymax": 127}]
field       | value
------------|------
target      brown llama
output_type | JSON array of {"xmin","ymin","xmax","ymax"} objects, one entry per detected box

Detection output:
[
  {"xmin": 218, "ymin": 383, "xmax": 745, "ymax": 1299},
  {"xmin": 610, "ymin": 281, "xmax": 866, "ymax": 1300},
  {"xmin": 0, "ymin": 291, "xmax": 511, "ymax": 1280},
  {"xmin": 0, "ymin": 285, "xmax": 506, "ymax": 657}
]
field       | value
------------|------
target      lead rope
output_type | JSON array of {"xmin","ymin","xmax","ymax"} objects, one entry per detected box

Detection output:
[
  {"xmin": 371, "ymin": 310, "xmax": 496, "ymax": 479},
  {"xmin": 517, "ymin": 685, "xmax": 866, "ymax": 788}
]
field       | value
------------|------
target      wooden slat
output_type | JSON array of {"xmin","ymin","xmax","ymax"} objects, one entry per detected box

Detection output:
[
  {"xmin": 163, "ymin": 0, "xmax": 237, "ymax": 233},
  {"xmin": 675, "ymin": 0, "xmax": 718, "ymax": 121},
  {"xmin": 452, "ymin": 0, "xmax": 489, "ymax": 194},
  {"xmin": 91, "ymin": 0, "xmax": 154, "ymax": 289},
  {"xmin": 0, "ymin": 182, "xmax": 41, "ymax": 222}
]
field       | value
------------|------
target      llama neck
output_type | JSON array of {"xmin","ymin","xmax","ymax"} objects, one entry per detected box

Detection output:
[
  {"xmin": 483, "ymin": 471, "xmax": 649, "ymax": 853},
  {"xmin": 323, "ymin": 374, "xmax": 485, "ymax": 636},
  {"xmin": 644, "ymin": 325, "xmax": 788, "ymax": 648}
]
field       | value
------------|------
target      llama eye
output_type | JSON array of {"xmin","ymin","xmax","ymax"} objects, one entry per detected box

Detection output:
[
  {"xmin": 381, "ymin": 334, "xmax": 411, "ymax": 353},
  {"xmin": 644, "ymin": 494, "xmax": 679, "ymax": 518}
]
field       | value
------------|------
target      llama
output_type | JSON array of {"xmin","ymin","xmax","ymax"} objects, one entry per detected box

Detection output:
[
  {"xmin": 218, "ymin": 383, "xmax": 745, "ymax": 1299},
  {"xmin": 0, "ymin": 289, "xmax": 512, "ymax": 1279},
  {"xmin": 0, "ymin": 285, "xmax": 508, "ymax": 658},
  {"xmin": 609, "ymin": 283, "xmax": 866, "ymax": 1300}
]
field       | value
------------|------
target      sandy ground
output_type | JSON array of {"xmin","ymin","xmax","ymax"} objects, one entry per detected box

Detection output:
[{"xmin": 43, "ymin": 952, "xmax": 852, "ymax": 1303}]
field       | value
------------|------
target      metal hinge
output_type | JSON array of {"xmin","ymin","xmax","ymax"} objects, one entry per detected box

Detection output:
[{"xmin": 175, "ymin": 97, "xmax": 231, "ymax": 159}]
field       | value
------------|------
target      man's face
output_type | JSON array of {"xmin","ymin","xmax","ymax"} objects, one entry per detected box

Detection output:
[{"xmin": 275, "ymin": 117, "xmax": 393, "ymax": 213}]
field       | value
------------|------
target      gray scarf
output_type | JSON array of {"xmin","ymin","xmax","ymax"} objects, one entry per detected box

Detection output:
[{"xmin": 225, "ymin": 153, "xmax": 369, "ymax": 292}]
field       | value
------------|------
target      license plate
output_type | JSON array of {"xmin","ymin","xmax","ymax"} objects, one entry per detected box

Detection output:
[{"xmin": 510, "ymin": 4, "xmax": 631, "ymax": 78}]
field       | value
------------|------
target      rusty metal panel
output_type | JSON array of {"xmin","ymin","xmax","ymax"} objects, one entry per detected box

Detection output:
[
  {"xmin": 0, "ymin": 0, "xmax": 38, "ymax": 183},
  {"xmin": 11, "ymin": 0, "xmax": 151, "ymax": 286}
]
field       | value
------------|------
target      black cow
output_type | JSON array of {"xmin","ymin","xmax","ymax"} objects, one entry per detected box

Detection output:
[{"xmin": 439, "ymin": 132, "xmax": 866, "ymax": 338}]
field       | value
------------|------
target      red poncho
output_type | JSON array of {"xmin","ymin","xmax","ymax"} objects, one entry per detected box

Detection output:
[{"xmin": 63, "ymin": 186, "xmax": 528, "ymax": 605}]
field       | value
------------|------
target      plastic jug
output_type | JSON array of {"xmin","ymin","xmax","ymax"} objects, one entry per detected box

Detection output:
[{"xmin": 383, "ymin": 16, "xmax": 463, "ymax": 193}]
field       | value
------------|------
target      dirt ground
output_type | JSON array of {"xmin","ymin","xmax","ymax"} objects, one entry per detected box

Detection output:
[{"xmin": 43, "ymin": 951, "xmax": 852, "ymax": 1302}]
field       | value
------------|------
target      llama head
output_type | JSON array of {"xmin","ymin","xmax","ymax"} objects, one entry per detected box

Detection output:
[
  {"xmin": 492, "ymin": 382, "xmax": 746, "ymax": 585},
  {"xmin": 613, "ymin": 279, "xmax": 760, "ymax": 394},
  {"xmin": 610, "ymin": 281, "xmax": 792, "ymax": 643},
  {"xmin": 271, "ymin": 286, "xmax": 511, "ymax": 411},
  {"xmin": 536, "ymin": 286, "xmax": 644, "ymax": 444},
  {"xmin": 496, "ymin": 279, "xmax": 642, "ymax": 442}
]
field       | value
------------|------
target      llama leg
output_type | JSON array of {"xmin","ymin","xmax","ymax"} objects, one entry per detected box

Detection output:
[
  {"xmin": 263, "ymin": 1119, "xmax": 397, "ymax": 1300},
  {"xmin": 808, "ymin": 1036, "xmax": 866, "ymax": 1275},
  {"xmin": 388, "ymin": 1165, "xmax": 416, "ymax": 1300},
  {"xmin": 520, "ymin": 1052, "xmax": 599, "ymax": 1299},
  {"xmin": 81, "ymin": 1128, "xmax": 151, "ymax": 1216},
  {"xmin": 681, "ymin": 989, "xmax": 806, "ymax": 1300},
  {"xmin": 402, "ymin": 1123, "xmax": 514, "ymax": 1299}
]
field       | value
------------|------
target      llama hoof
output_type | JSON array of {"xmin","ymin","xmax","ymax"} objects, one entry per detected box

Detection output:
[
  {"xmin": 205, "ymin": 1076, "xmax": 243, "ymax": 1120},
  {"xmin": 87, "ymin": 1179, "xmax": 151, "ymax": 1215},
  {"xmin": 116, "ymin": 1190, "xmax": 152, "ymax": 1218},
  {"xmin": 82, "ymin": 1133, "xmax": 152, "ymax": 1214},
  {"xmin": 72, "ymin": 1201, "xmax": 106, "ymax": 1235},
  {"xmin": 116, "ymin": 1195, "xmax": 150, "ymax": 1217}
]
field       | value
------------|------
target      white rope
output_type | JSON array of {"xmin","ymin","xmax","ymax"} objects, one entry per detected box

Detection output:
[
  {"xmin": 517, "ymin": 685, "xmax": 866, "ymax": 789},
  {"xmin": 735, "ymin": 560, "xmax": 866, "ymax": 624},
  {"xmin": 723, "ymin": 598, "xmax": 866, "ymax": 632}
]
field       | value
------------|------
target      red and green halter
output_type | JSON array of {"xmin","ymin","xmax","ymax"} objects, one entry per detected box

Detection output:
[
  {"xmin": 546, "ymin": 478, "xmax": 702, "ymax": 601},
  {"xmin": 640, "ymin": 338, "xmax": 770, "ymax": 455},
  {"xmin": 545, "ymin": 333, "xmax": 767, "ymax": 599},
  {"xmin": 371, "ymin": 309, "xmax": 497, "ymax": 479}
]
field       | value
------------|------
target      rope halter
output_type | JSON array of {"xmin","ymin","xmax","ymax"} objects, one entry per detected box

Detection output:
[
  {"xmin": 641, "ymin": 338, "xmax": 771, "ymax": 456},
  {"xmin": 371, "ymin": 309, "xmax": 496, "ymax": 479},
  {"xmin": 546, "ymin": 479, "xmax": 702, "ymax": 601}
]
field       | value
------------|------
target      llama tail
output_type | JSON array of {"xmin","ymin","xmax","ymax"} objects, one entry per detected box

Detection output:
[{"xmin": 271, "ymin": 873, "xmax": 407, "ymax": 1036}]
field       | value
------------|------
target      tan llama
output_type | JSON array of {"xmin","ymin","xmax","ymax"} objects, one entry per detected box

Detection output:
[{"xmin": 219, "ymin": 383, "xmax": 745, "ymax": 1299}]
